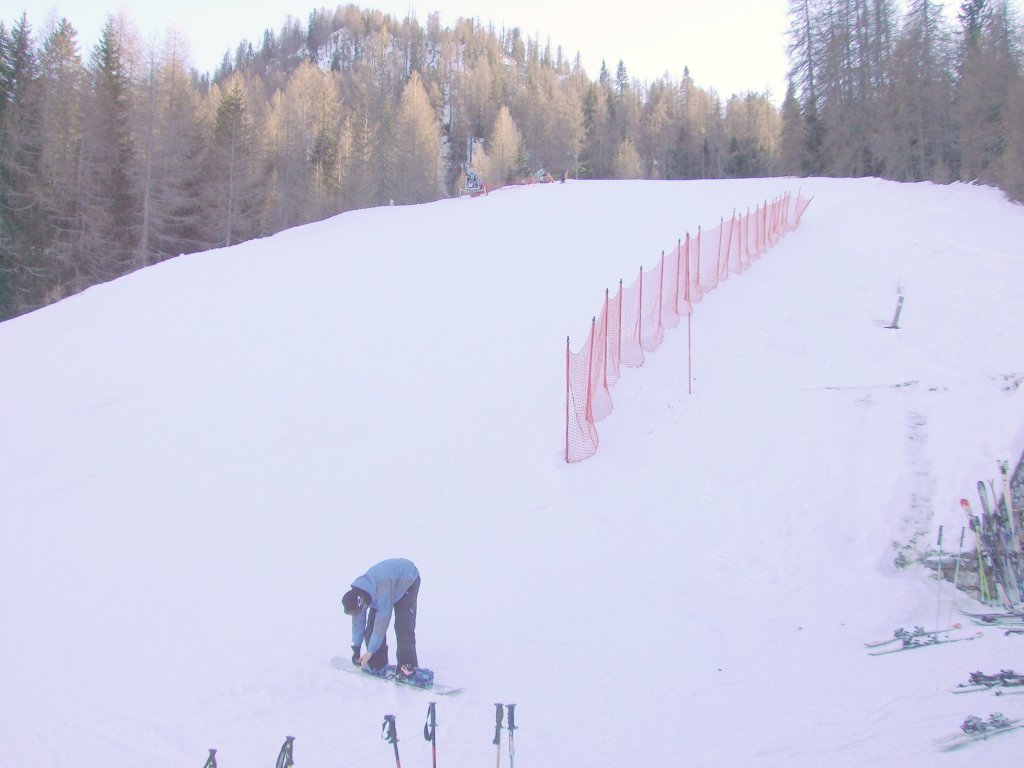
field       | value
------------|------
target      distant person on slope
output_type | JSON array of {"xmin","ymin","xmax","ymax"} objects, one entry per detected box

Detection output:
[{"xmin": 342, "ymin": 558, "xmax": 421, "ymax": 681}]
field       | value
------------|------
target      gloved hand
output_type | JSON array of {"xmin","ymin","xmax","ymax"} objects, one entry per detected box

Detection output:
[{"xmin": 351, "ymin": 645, "xmax": 361, "ymax": 666}]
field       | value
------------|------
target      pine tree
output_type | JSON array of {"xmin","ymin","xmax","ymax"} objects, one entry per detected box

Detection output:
[
  {"xmin": 815, "ymin": 0, "xmax": 870, "ymax": 175},
  {"xmin": 391, "ymin": 70, "xmax": 442, "ymax": 204},
  {"xmin": 0, "ymin": 13, "xmax": 45, "ymax": 317},
  {"xmin": 581, "ymin": 83, "xmax": 609, "ymax": 178},
  {"xmin": 859, "ymin": 0, "xmax": 899, "ymax": 177},
  {"xmin": 724, "ymin": 92, "xmax": 778, "ymax": 177},
  {"xmin": 307, "ymin": 68, "xmax": 344, "ymax": 220},
  {"xmin": 345, "ymin": 92, "xmax": 382, "ymax": 210},
  {"xmin": 786, "ymin": 0, "xmax": 826, "ymax": 173},
  {"xmin": 670, "ymin": 67, "xmax": 703, "ymax": 178},
  {"xmin": 960, "ymin": 0, "xmax": 988, "ymax": 46},
  {"xmin": 779, "ymin": 81, "xmax": 805, "ymax": 174},
  {"xmin": 37, "ymin": 17, "xmax": 86, "ymax": 300},
  {"xmin": 208, "ymin": 73, "xmax": 260, "ymax": 246},
  {"xmin": 265, "ymin": 62, "xmax": 343, "ymax": 229},
  {"xmin": 516, "ymin": 65, "xmax": 584, "ymax": 174},
  {"xmin": 1000, "ymin": 62, "xmax": 1024, "ymax": 199},
  {"xmin": 615, "ymin": 59, "xmax": 629, "ymax": 98},
  {"xmin": 612, "ymin": 138, "xmax": 642, "ymax": 178},
  {"xmin": 888, "ymin": 0, "xmax": 957, "ymax": 181},
  {"xmin": 0, "ymin": 20, "xmax": 10, "ymax": 316},
  {"xmin": 639, "ymin": 80, "xmax": 676, "ymax": 179},
  {"xmin": 485, "ymin": 104, "xmax": 522, "ymax": 185},
  {"xmin": 957, "ymin": 0, "xmax": 1020, "ymax": 184},
  {"xmin": 136, "ymin": 31, "xmax": 208, "ymax": 264},
  {"xmin": 79, "ymin": 13, "xmax": 140, "ymax": 281}
]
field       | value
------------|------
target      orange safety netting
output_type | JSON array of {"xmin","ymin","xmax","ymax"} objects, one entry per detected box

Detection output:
[{"xmin": 566, "ymin": 191, "xmax": 813, "ymax": 463}]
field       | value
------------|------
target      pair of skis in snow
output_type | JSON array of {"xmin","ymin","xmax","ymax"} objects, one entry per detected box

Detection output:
[
  {"xmin": 864, "ymin": 624, "xmax": 981, "ymax": 655},
  {"xmin": 935, "ymin": 713, "xmax": 1024, "ymax": 750},
  {"xmin": 952, "ymin": 669, "xmax": 1024, "ymax": 694},
  {"xmin": 937, "ymin": 669, "xmax": 1024, "ymax": 748},
  {"xmin": 863, "ymin": 623, "xmax": 960, "ymax": 649},
  {"xmin": 960, "ymin": 607, "xmax": 1024, "ymax": 627}
]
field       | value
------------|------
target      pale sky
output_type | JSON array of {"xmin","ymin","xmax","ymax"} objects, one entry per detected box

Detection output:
[{"xmin": 10, "ymin": 0, "xmax": 797, "ymax": 98}]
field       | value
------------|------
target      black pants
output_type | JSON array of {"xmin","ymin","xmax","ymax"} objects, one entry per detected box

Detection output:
[{"xmin": 364, "ymin": 576, "xmax": 420, "ymax": 670}]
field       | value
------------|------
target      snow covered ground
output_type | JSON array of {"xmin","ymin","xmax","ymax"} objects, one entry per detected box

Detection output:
[{"xmin": 2, "ymin": 177, "xmax": 1024, "ymax": 767}]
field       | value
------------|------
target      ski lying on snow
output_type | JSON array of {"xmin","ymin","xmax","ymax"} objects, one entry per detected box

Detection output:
[
  {"xmin": 952, "ymin": 669, "xmax": 1024, "ymax": 694},
  {"xmin": 864, "ymin": 624, "xmax": 961, "ymax": 648},
  {"xmin": 952, "ymin": 684, "xmax": 1024, "ymax": 694},
  {"xmin": 960, "ymin": 608, "xmax": 1024, "ymax": 623},
  {"xmin": 968, "ymin": 616, "xmax": 1024, "ymax": 627},
  {"xmin": 935, "ymin": 714, "xmax": 1024, "ymax": 751},
  {"xmin": 867, "ymin": 631, "xmax": 982, "ymax": 655},
  {"xmin": 329, "ymin": 657, "xmax": 463, "ymax": 695}
]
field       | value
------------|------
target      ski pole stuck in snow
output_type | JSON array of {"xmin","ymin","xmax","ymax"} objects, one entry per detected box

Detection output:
[
  {"xmin": 493, "ymin": 704, "xmax": 504, "ymax": 768},
  {"xmin": 947, "ymin": 526, "xmax": 966, "ymax": 627},
  {"xmin": 382, "ymin": 715, "xmax": 401, "ymax": 768},
  {"xmin": 423, "ymin": 703, "xmax": 437, "ymax": 768},
  {"xmin": 935, "ymin": 525, "xmax": 944, "ymax": 631},
  {"xmin": 885, "ymin": 292, "xmax": 904, "ymax": 329},
  {"xmin": 275, "ymin": 736, "xmax": 294, "ymax": 768},
  {"xmin": 507, "ymin": 703, "xmax": 517, "ymax": 768}
]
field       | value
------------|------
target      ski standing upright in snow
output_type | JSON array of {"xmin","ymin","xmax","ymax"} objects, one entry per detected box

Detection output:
[
  {"xmin": 974, "ymin": 478, "xmax": 1021, "ymax": 604},
  {"xmin": 962, "ymin": 499, "xmax": 993, "ymax": 604}
]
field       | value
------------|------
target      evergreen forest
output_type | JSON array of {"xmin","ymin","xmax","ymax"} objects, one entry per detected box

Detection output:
[{"xmin": 0, "ymin": 0, "xmax": 1021, "ymax": 320}]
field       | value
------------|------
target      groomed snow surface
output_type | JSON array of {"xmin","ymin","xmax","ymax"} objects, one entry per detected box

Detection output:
[{"xmin": 2, "ymin": 177, "xmax": 1024, "ymax": 767}]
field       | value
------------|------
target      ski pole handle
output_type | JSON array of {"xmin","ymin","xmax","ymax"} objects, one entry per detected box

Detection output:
[
  {"xmin": 493, "ymin": 703, "xmax": 504, "ymax": 745},
  {"xmin": 507, "ymin": 703, "xmax": 517, "ymax": 768},
  {"xmin": 382, "ymin": 714, "xmax": 399, "ymax": 745},
  {"xmin": 423, "ymin": 702, "xmax": 437, "ymax": 742},
  {"xmin": 382, "ymin": 714, "xmax": 401, "ymax": 768},
  {"xmin": 275, "ymin": 736, "xmax": 295, "ymax": 768},
  {"xmin": 937, "ymin": 525, "xmax": 943, "ymax": 546}
]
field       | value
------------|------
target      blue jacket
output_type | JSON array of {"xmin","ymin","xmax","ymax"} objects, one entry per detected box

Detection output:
[{"xmin": 350, "ymin": 558, "xmax": 420, "ymax": 654}]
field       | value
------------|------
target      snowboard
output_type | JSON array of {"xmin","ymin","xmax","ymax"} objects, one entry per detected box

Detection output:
[{"xmin": 329, "ymin": 658, "xmax": 463, "ymax": 695}]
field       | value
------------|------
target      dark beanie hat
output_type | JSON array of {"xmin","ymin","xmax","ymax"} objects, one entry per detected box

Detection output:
[{"xmin": 342, "ymin": 587, "xmax": 369, "ymax": 615}]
